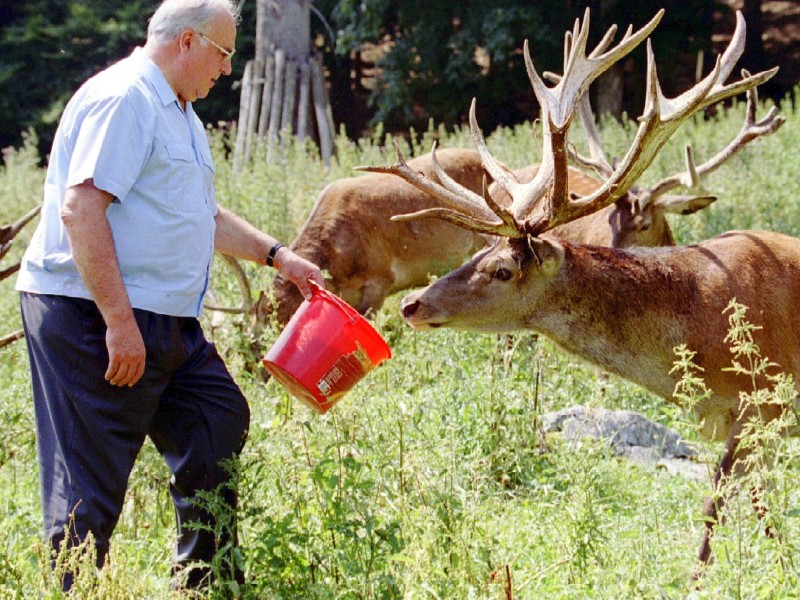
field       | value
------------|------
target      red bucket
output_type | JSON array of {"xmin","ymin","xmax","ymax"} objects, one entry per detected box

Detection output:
[{"xmin": 262, "ymin": 282, "xmax": 392, "ymax": 413}]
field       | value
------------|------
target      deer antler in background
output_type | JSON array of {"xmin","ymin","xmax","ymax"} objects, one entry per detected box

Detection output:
[{"xmin": 359, "ymin": 9, "xmax": 779, "ymax": 241}]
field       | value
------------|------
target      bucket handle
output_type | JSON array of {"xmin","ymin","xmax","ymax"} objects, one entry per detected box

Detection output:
[{"xmin": 308, "ymin": 279, "xmax": 359, "ymax": 323}]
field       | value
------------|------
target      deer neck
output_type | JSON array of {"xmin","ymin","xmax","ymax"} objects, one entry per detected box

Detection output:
[{"xmin": 527, "ymin": 242, "xmax": 688, "ymax": 399}]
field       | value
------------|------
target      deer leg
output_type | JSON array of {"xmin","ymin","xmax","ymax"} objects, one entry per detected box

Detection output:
[
  {"xmin": 749, "ymin": 486, "xmax": 776, "ymax": 539},
  {"xmin": 696, "ymin": 423, "xmax": 743, "ymax": 566}
]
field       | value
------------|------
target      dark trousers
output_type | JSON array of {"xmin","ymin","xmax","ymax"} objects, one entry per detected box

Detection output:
[{"xmin": 19, "ymin": 292, "xmax": 250, "ymax": 588}]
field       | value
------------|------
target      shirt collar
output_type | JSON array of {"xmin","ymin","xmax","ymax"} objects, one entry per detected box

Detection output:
[{"xmin": 130, "ymin": 47, "xmax": 188, "ymax": 109}]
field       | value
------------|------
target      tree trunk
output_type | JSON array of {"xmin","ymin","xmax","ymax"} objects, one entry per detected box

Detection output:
[{"xmin": 234, "ymin": 0, "xmax": 336, "ymax": 167}]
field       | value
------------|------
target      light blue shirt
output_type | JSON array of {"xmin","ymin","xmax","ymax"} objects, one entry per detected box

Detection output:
[{"xmin": 16, "ymin": 48, "xmax": 218, "ymax": 317}]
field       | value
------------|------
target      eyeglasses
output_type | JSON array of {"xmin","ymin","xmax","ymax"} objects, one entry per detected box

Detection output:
[{"xmin": 196, "ymin": 31, "xmax": 235, "ymax": 62}]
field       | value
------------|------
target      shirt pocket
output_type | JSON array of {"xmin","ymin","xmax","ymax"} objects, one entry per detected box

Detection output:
[{"xmin": 163, "ymin": 143, "xmax": 202, "ymax": 211}]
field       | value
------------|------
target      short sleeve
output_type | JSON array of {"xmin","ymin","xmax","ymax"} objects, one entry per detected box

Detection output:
[{"xmin": 67, "ymin": 95, "xmax": 151, "ymax": 201}]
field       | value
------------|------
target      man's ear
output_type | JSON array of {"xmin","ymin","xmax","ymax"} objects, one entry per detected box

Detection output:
[{"xmin": 179, "ymin": 29, "xmax": 195, "ymax": 55}]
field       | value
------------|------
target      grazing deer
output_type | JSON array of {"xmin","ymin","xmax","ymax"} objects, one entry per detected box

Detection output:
[
  {"xmin": 359, "ymin": 9, "xmax": 789, "ymax": 567},
  {"xmin": 255, "ymin": 148, "xmax": 492, "ymax": 325}
]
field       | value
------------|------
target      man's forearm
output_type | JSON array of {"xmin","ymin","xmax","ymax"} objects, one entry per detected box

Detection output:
[{"xmin": 214, "ymin": 205, "xmax": 278, "ymax": 264}]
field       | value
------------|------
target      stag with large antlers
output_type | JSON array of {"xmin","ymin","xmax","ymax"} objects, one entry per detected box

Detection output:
[{"xmin": 359, "ymin": 9, "xmax": 790, "ymax": 568}]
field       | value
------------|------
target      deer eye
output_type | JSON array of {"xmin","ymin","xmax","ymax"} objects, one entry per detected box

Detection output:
[{"xmin": 494, "ymin": 267, "xmax": 513, "ymax": 281}]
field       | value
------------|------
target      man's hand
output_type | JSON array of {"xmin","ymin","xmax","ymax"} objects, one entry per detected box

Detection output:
[
  {"xmin": 104, "ymin": 318, "xmax": 146, "ymax": 387},
  {"xmin": 275, "ymin": 247, "xmax": 325, "ymax": 299}
]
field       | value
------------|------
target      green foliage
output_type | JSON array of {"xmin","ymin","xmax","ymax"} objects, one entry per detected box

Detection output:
[
  {"xmin": 671, "ymin": 299, "xmax": 800, "ymax": 596},
  {"xmin": 314, "ymin": 0, "xmax": 722, "ymax": 134},
  {"xmin": 321, "ymin": 0, "xmax": 558, "ymax": 129},
  {"xmin": 0, "ymin": 1, "xmax": 258, "ymax": 154},
  {"xmin": 0, "ymin": 1, "xmax": 152, "ymax": 152},
  {"xmin": 1, "ymin": 96, "xmax": 800, "ymax": 597}
]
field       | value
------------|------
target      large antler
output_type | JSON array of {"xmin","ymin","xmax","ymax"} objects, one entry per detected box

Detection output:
[
  {"xmin": 358, "ymin": 9, "xmax": 778, "ymax": 239},
  {"xmin": 568, "ymin": 70, "xmax": 784, "ymax": 208},
  {"xmin": 548, "ymin": 11, "xmax": 777, "ymax": 229},
  {"xmin": 644, "ymin": 78, "xmax": 785, "ymax": 200}
]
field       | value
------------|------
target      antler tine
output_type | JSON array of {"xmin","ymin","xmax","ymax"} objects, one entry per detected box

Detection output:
[
  {"xmin": 647, "ymin": 74, "xmax": 785, "ymax": 198},
  {"xmin": 563, "ymin": 12, "xmax": 779, "ymax": 224},
  {"xmin": 542, "ymin": 68, "xmax": 613, "ymax": 180},
  {"xmin": 511, "ymin": 9, "xmax": 664, "ymax": 232},
  {"xmin": 467, "ymin": 99, "xmax": 529, "ymax": 212},
  {"xmin": 549, "ymin": 26, "xmax": 616, "ymax": 179},
  {"xmin": 355, "ymin": 140, "xmax": 520, "ymax": 237},
  {"xmin": 717, "ymin": 11, "xmax": 747, "ymax": 84},
  {"xmin": 573, "ymin": 91, "xmax": 615, "ymax": 178},
  {"xmin": 553, "ymin": 9, "xmax": 664, "ymax": 128},
  {"xmin": 588, "ymin": 24, "xmax": 621, "ymax": 60}
]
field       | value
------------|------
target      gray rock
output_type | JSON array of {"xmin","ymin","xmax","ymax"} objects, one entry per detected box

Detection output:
[{"xmin": 542, "ymin": 405, "xmax": 708, "ymax": 480}]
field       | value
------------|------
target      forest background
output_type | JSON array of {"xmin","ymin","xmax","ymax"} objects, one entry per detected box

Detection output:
[{"xmin": 1, "ymin": 0, "xmax": 798, "ymax": 161}]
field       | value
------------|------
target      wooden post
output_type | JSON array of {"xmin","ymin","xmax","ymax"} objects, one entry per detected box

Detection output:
[
  {"xmin": 235, "ymin": 0, "xmax": 337, "ymax": 165},
  {"xmin": 268, "ymin": 48, "xmax": 286, "ymax": 142},
  {"xmin": 281, "ymin": 60, "xmax": 298, "ymax": 134},
  {"xmin": 297, "ymin": 60, "xmax": 311, "ymax": 141},
  {"xmin": 257, "ymin": 51, "xmax": 275, "ymax": 141},
  {"xmin": 233, "ymin": 60, "xmax": 253, "ymax": 169},
  {"xmin": 311, "ymin": 53, "xmax": 334, "ymax": 166},
  {"xmin": 243, "ymin": 58, "xmax": 264, "ymax": 162}
]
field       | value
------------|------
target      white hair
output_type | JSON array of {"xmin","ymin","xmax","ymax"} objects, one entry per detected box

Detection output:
[{"xmin": 147, "ymin": 0, "xmax": 242, "ymax": 43}]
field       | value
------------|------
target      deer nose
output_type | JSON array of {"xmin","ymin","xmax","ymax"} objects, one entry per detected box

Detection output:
[{"xmin": 401, "ymin": 299, "xmax": 420, "ymax": 319}]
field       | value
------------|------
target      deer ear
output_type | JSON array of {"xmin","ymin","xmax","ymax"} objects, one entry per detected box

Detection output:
[
  {"xmin": 527, "ymin": 236, "xmax": 564, "ymax": 275},
  {"xmin": 655, "ymin": 194, "xmax": 716, "ymax": 215}
]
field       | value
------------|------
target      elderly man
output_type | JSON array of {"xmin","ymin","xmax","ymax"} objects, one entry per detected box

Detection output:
[{"xmin": 16, "ymin": 0, "xmax": 323, "ymax": 590}]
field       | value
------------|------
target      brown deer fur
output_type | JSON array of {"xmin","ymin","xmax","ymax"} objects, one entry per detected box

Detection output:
[
  {"xmin": 400, "ymin": 231, "xmax": 800, "ymax": 441},
  {"xmin": 262, "ymin": 148, "xmax": 490, "ymax": 324}
]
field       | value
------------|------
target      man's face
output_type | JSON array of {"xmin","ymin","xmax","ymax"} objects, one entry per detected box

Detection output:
[{"xmin": 178, "ymin": 14, "xmax": 236, "ymax": 104}]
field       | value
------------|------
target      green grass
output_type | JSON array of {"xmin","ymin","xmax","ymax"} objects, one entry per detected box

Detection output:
[{"xmin": 2, "ymin": 93, "xmax": 800, "ymax": 598}]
